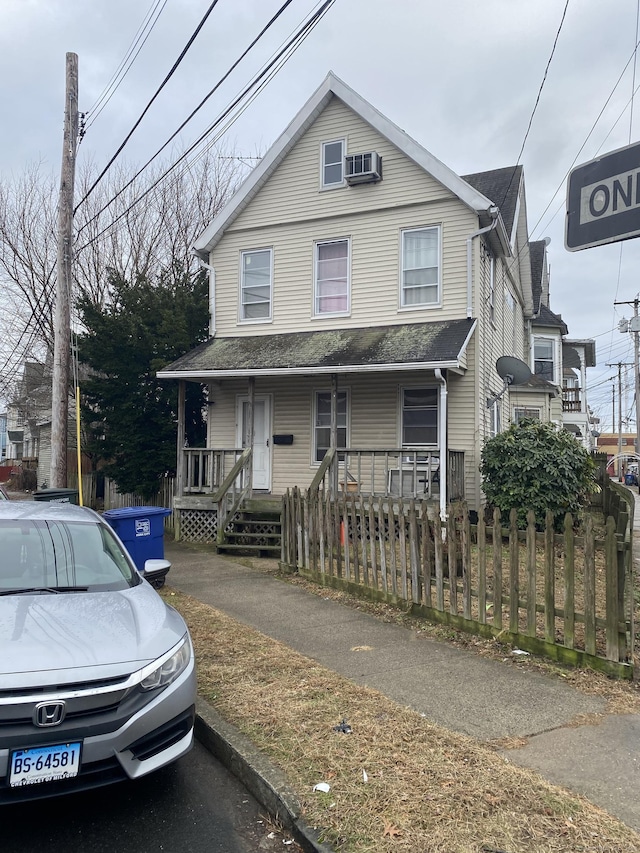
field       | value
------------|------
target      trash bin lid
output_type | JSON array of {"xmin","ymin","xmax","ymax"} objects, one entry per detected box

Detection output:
[{"xmin": 103, "ymin": 506, "xmax": 172, "ymax": 519}]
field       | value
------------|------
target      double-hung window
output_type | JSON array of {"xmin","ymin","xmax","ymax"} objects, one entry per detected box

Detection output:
[
  {"xmin": 533, "ymin": 338, "xmax": 555, "ymax": 382},
  {"xmin": 240, "ymin": 248, "xmax": 272, "ymax": 321},
  {"xmin": 401, "ymin": 388, "xmax": 438, "ymax": 447},
  {"xmin": 314, "ymin": 239, "xmax": 349, "ymax": 315},
  {"xmin": 321, "ymin": 140, "xmax": 344, "ymax": 188},
  {"xmin": 314, "ymin": 390, "xmax": 348, "ymax": 462},
  {"xmin": 514, "ymin": 407, "xmax": 540, "ymax": 424},
  {"xmin": 401, "ymin": 226, "xmax": 440, "ymax": 307}
]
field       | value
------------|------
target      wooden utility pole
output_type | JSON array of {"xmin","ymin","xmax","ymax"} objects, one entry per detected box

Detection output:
[{"xmin": 51, "ymin": 53, "xmax": 78, "ymax": 488}]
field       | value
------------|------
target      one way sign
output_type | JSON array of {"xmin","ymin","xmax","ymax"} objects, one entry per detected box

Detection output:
[{"xmin": 566, "ymin": 140, "xmax": 640, "ymax": 251}]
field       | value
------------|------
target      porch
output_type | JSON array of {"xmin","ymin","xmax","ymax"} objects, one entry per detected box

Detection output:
[{"xmin": 172, "ymin": 446, "xmax": 465, "ymax": 548}]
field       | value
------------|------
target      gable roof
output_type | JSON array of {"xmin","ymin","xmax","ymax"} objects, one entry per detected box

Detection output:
[
  {"xmin": 532, "ymin": 303, "xmax": 568, "ymax": 335},
  {"xmin": 462, "ymin": 165, "xmax": 522, "ymax": 240},
  {"xmin": 157, "ymin": 319, "xmax": 477, "ymax": 379},
  {"xmin": 194, "ymin": 72, "xmax": 508, "ymax": 258}
]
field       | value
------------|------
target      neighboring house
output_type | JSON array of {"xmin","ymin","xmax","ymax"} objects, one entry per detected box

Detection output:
[
  {"xmin": 158, "ymin": 73, "xmax": 594, "ymax": 534},
  {"xmin": 597, "ymin": 432, "xmax": 638, "ymax": 475},
  {"xmin": 0, "ymin": 412, "xmax": 7, "ymax": 461}
]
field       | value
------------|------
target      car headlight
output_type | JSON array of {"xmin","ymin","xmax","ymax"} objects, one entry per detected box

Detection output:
[{"xmin": 140, "ymin": 636, "xmax": 191, "ymax": 691}]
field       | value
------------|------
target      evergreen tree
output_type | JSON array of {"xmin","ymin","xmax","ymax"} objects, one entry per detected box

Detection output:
[{"xmin": 77, "ymin": 267, "xmax": 208, "ymax": 499}]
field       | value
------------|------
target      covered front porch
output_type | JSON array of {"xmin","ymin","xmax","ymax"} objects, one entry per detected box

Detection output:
[{"xmin": 158, "ymin": 320, "xmax": 477, "ymax": 546}]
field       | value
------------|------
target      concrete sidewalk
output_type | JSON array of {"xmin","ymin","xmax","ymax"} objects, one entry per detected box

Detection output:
[{"xmin": 166, "ymin": 512, "xmax": 640, "ymax": 834}]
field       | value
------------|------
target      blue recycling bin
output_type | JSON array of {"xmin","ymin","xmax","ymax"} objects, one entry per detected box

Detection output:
[{"xmin": 103, "ymin": 506, "xmax": 172, "ymax": 573}]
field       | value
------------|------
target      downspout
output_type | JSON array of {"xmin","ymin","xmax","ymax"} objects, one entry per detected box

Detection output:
[
  {"xmin": 466, "ymin": 207, "xmax": 500, "ymax": 319},
  {"xmin": 434, "ymin": 368, "xmax": 448, "ymax": 525},
  {"xmin": 197, "ymin": 258, "xmax": 216, "ymax": 337}
]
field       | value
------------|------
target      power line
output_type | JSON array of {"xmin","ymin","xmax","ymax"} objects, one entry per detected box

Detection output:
[
  {"xmin": 83, "ymin": 0, "xmax": 170, "ymax": 132},
  {"xmin": 75, "ymin": 0, "xmax": 336, "ymax": 254},
  {"xmin": 76, "ymin": 0, "xmax": 298, "ymax": 229},
  {"xmin": 75, "ymin": 0, "xmax": 223, "ymax": 211},
  {"xmin": 497, "ymin": 0, "xmax": 570, "ymax": 212}
]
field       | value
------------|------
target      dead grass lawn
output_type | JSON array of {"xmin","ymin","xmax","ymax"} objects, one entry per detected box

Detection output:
[{"xmin": 164, "ymin": 586, "xmax": 640, "ymax": 853}]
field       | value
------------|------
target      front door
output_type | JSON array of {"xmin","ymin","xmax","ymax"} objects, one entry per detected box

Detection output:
[{"xmin": 236, "ymin": 395, "xmax": 271, "ymax": 491}]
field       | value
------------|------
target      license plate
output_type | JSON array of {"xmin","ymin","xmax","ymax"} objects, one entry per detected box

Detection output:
[{"xmin": 9, "ymin": 742, "xmax": 81, "ymax": 787}]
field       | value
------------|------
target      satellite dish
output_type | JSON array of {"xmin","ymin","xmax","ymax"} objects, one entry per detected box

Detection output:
[
  {"xmin": 487, "ymin": 356, "xmax": 532, "ymax": 408},
  {"xmin": 496, "ymin": 355, "xmax": 532, "ymax": 387}
]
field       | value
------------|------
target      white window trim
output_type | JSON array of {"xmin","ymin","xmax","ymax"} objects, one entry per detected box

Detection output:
[
  {"xmin": 238, "ymin": 247, "xmax": 273, "ymax": 324},
  {"xmin": 399, "ymin": 385, "xmax": 439, "ymax": 450},
  {"xmin": 514, "ymin": 406, "xmax": 541, "ymax": 424},
  {"xmin": 532, "ymin": 335, "xmax": 558, "ymax": 385},
  {"xmin": 320, "ymin": 138, "xmax": 346, "ymax": 190},
  {"xmin": 311, "ymin": 388, "xmax": 350, "ymax": 465},
  {"xmin": 399, "ymin": 225, "xmax": 442, "ymax": 310},
  {"xmin": 313, "ymin": 237, "xmax": 351, "ymax": 318}
]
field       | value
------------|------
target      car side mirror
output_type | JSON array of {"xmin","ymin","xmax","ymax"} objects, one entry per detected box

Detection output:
[{"xmin": 142, "ymin": 558, "xmax": 171, "ymax": 589}]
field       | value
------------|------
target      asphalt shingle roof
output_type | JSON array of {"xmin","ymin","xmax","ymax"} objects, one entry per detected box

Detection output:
[
  {"xmin": 158, "ymin": 320, "xmax": 476, "ymax": 377},
  {"xmin": 462, "ymin": 165, "xmax": 522, "ymax": 238}
]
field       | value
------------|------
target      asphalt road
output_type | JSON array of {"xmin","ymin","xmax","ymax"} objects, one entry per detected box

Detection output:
[{"xmin": 1, "ymin": 740, "xmax": 302, "ymax": 853}]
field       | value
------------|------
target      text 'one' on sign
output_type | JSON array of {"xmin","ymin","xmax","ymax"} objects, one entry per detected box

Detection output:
[{"xmin": 565, "ymin": 140, "xmax": 640, "ymax": 251}]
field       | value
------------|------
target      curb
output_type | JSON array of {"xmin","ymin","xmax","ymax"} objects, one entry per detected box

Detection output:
[{"xmin": 195, "ymin": 698, "xmax": 335, "ymax": 853}]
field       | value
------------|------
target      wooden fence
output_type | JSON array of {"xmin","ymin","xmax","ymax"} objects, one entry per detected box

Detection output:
[{"xmin": 282, "ymin": 489, "xmax": 634, "ymax": 678}]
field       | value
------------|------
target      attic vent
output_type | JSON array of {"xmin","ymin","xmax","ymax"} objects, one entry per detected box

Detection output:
[{"xmin": 344, "ymin": 151, "xmax": 382, "ymax": 185}]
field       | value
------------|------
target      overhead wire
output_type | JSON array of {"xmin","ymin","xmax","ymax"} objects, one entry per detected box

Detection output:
[
  {"xmin": 75, "ymin": 0, "xmax": 336, "ymax": 254},
  {"xmin": 75, "ymin": 0, "xmax": 223, "ymax": 212},
  {"xmin": 83, "ymin": 0, "xmax": 169, "ymax": 132},
  {"xmin": 75, "ymin": 0, "xmax": 298, "ymax": 229}
]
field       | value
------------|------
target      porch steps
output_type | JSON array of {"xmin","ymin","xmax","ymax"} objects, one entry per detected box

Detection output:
[{"xmin": 217, "ymin": 500, "xmax": 282, "ymax": 557}]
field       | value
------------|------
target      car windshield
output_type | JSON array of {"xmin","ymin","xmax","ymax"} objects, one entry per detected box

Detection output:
[{"xmin": 0, "ymin": 519, "xmax": 140, "ymax": 592}]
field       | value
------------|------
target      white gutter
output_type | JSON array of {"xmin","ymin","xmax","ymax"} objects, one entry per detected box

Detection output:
[
  {"xmin": 466, "ymin": 208, "xmax": 499, "ymax": 319},
  {"xmin": 197, "ymin": 257, "xmax": 216, "ymax": 337},
  {"xmin": 434, "ymin": 368, "xmax": 448, "ymax": 525},
  {"xmin": 158, "ymin": 359, "xmax": 463, "ymax": 380}
]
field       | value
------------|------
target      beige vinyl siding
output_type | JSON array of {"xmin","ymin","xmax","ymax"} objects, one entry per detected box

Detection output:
[
  {"xmin": 212, "ymin": 201, "xmax": 478, "ymax": 336},
  {"xmin": 210, "ymin": 96, "xmax": 479, "ymax": 336},
  {"xmin": 230, "ymin": 97, "xmax": 458, "ymax": 231}
]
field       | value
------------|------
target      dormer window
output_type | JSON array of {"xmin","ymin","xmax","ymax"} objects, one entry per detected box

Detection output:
[{"xmin": 321, "ymin": 139, "xmax": 345, "ymax": 188}]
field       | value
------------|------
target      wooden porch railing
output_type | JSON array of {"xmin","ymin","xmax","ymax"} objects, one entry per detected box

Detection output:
[
  {"xmin": 212, "ymin": 448, "xmax": 253, "ymax": 545},
  {"xmin": 181, "ymin": 448, "xmax": 244, "ymax": 493},
  {"xmin": 312, "ymin": 448, "xmax": 465, "ymax": 502}
]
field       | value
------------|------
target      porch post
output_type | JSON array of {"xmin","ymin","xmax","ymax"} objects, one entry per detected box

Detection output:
[
  {"xmin": 247, "ymin": 376, "xmax": 255, "ymax": 496},
  {"xmin": 331, "ymin": 373, "xmax": 339, "ymax": 496},
  {"xmin": 434, "ymin": 369, "xmax": 448, "ymax": 523},
  {"xmin": 176, "ymin": 380, "xmax": 185, "ymax": 497}
]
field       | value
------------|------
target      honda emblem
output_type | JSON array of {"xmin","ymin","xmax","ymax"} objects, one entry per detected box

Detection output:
[{"xmin": 33, "ymin": 700, "xmax": 66, "ymax": 727}]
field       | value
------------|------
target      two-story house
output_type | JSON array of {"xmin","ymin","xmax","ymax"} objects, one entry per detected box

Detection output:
[{"xmin": 158, "ymin": 73, "xmax": 591, "ymax": 542}]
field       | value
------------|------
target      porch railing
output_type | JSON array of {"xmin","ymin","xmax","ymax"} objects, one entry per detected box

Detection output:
[
  {"xmin": 326, "ymin": 448, "xmax": 465, "ymax": 502},
  {"xmin": 213, "ymin": 447, "xmax": 253, "ymax": 545},
  {"xmin": 182, "ymin": 448, "xmax": 244, "ymax": 493}
]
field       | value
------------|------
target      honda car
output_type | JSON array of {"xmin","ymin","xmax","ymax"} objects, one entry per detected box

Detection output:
[{"xmin": 0, "ymin": 501, "xmax": 196, "ymax": 803}]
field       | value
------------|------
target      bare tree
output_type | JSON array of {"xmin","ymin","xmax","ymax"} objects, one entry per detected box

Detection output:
[{"xmin": 0, "ymin": 144, "xmax": 247, "ymax": 399}]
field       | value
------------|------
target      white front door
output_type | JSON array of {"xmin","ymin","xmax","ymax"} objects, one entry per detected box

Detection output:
[{"xmin": 236, "ymin": 395, "xmax": 271, "ymax": 491}]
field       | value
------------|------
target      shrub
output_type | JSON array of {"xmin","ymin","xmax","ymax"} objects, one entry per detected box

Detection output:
[{"xmin": 480, "ymin": 419, "xmax": 597, "ymax": 530}]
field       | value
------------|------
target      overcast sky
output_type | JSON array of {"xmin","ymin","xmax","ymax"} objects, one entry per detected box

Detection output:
[{"xmin": 1, "ymin": 0, "xmax": 639, "ymax": 429}]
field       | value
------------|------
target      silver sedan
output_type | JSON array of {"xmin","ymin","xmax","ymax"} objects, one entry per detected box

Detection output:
[{"xmin": 0, "ymin": 501, "xmax": 196, "ymax": 804}]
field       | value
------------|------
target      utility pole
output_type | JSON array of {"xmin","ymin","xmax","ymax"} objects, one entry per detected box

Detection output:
[
  {"xmin": 606, "ymin": 360, "xmax": 634, "ymax": 479},
  {"xmin": 51, "ymin": 53, "xmax": 78, "ymax": 489},
  {"xmin": 615, "ymin": 297, "xmax": 640, "ymax": 478}
]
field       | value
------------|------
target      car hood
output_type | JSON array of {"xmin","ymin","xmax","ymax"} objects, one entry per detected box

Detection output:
[{"xmin": 0, "ymin": 583, "xmax": 188, "ymax": 689}]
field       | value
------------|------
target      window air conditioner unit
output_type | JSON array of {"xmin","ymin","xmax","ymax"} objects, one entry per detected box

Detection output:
[{"xmin": 345, "ymin": 151, "xmax": 382, "ymax": 185}]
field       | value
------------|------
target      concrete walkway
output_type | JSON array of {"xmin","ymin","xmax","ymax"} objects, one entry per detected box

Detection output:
[{"xmin": 165, "ymin": 495, "xmax": 640, "ymax": 833}]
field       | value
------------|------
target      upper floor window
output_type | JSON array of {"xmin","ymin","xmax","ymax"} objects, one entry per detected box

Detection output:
[
  {"xmin": 321, "ymin": 140, "xmax": 345, "ymax": 188},
  {"xmin": 533, "ymin": 337, "xmax": 555, "ymax": 382},
  {"xmin": 240, "ymin": 248, "xmax": 272, "ymax": 321},
  {"xmin": 514, "ymin": 407, "xmax": 541, "ymax": 424},
  {"xmin": 314, "ymin": 390, "xmax": 348, "ymax": 462},
  {"xmin": 314, "ymin": 239, "xmax": 350, "ymax": 316},
  {"xmin": 401, "ymin": 226, "xmax": 440, "ymax": 307},
  {"xmin": 401, "ymin": 388, "xmax": 438, "ymax": 447}
]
